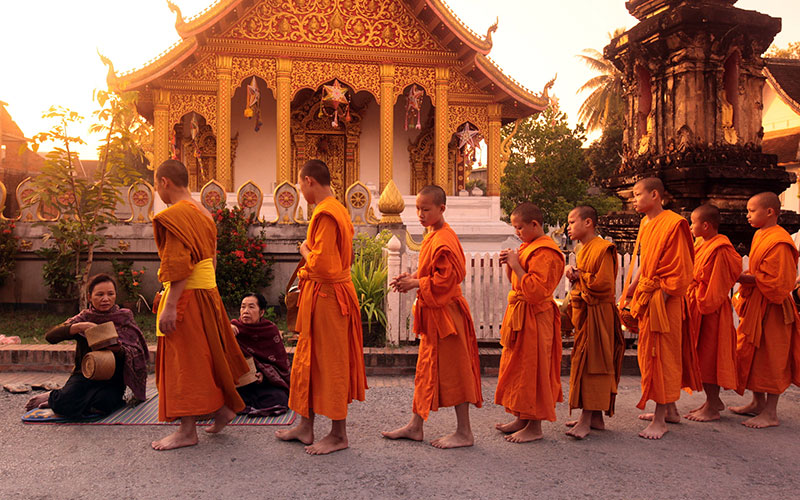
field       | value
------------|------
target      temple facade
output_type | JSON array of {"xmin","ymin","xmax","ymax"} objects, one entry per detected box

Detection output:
[{"xmin": 105, "ymin": 0, "xmax": 550, "ymax": 214}]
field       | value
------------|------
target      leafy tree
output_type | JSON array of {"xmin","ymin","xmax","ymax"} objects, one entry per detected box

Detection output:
[
  {"xmin": 766, "ymin": 41, "xmax": 800, "ymax": 59},
  {"xmin": 576, "ymin": 28, "xmax": 626, "ymax": 132},
  {"xmin": 585, "ymin": 114, "xmax": 624, "ymax": 184},
  {"xmin": 500, "ymin": 107, "xmax": 621, "ymax": 227}
]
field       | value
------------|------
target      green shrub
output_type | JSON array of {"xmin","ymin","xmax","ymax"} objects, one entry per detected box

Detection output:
[{"xmin": 352, "ymin": 229, "xmax": 392, "ymax": 346}]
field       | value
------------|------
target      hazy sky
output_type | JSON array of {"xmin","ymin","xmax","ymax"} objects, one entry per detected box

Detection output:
[{"xmin": 1, "ymin": 0, "xmax": 797, "ymax": 159}]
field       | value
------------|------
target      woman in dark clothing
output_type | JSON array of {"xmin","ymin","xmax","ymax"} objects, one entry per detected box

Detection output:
[
  {"xmin": 24, "ymin": 274, "xmax": 150, "ymax": 418},
  {"xmin": 231, "ymin": 293, "xmax": 290, "ymax": 416}
]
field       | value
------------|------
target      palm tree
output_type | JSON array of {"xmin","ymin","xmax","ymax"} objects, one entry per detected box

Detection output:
[{"xmin": 576, "ymin": 28, "xmax": 626, "ymax": 133}]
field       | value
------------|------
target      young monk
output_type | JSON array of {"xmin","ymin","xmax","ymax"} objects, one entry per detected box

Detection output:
[
  {"xmin": 493, "ymin": 202, "xmax": 564, "ymax": 443},
  {"xmin": 684, "ymin": 204, "xmax": 742, "ymax": 422},
  {"xmin": 730, "ymin": 192, "xmax": 800, "ymax": 428},
  {"xmin": 564, "ymin": 205, "xmax": 625, "ymax": 439},
  {"xmin": 620, "ymin": 177, "xmax": 700, "ymax": 440},
  {"xmin": 275, "ymin": 159, "xmax": 367, "ymax": 455},
  {"xmin": 382, "ymin": 185, "xmax": 482, "ymax": 449},
  {"xmin": 151, "ymin": 159, "xmax": 249, "ymax": 451}
]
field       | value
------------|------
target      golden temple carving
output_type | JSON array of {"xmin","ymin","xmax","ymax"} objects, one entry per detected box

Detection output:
[
  {"xmin": 169, "ymin": 92, "xmax": 217, "ymax": 132},
  {"xmin": 448, "ymin": 104, "xmax": 488, "ymax": 136},
  {"xmin": 290, "ymin": 60, "xmax": 380, "ymax": 103},
  {"xmin": 393, "ymin": 65, "xmax": 436, "ymax": 105},
  {"xmin": 226, "ymin": 0, "xmax": 445, "ymax": 52},
  {"xmin": 174, "ymin": 55, "xmax": 217, "ymax": 82},
  {"xmin": 449, "ymin": 68, "xmax": 486, "ymax": 96},
  {"xmin": 231, "ymin": 56, "xmax": 277, "ymax": 93}
]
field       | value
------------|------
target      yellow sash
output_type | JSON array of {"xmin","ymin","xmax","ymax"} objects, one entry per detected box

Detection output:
[{"xmin": 156, "ymin": 258, "xmax": 216, "ymax": 337}]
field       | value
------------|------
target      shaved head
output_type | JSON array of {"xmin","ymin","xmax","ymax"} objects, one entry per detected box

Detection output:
[
  {"xmin": 156, "ymin": 159, "xmax": 189, "ymax": 188},
  {"xmin": 512, "ymin": 202, "xmax": 544, "ymax": 226},
  {"xmin": 418, "ymin": 185, "xmax": 446, "ymax": 206},
  {"xmin": 571, "ymin": 205, "xmax": 598, "ymax": 227},
  {"xmin": 634, "ymin": 177, "xmax": 665, "ymax": 197},
  {"xmin": 299, "ymin": 159, "xmax": 331, "ymax": 186},
  {"xmin": 692, "ymin": 204, "xmax": 721, "ymax": 230},
  {"xmin": 750, "ymin": 192, "xmax": 781, "ymax": 213}
]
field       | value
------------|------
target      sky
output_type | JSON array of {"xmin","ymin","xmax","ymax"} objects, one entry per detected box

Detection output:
[{"xmin": 0, "ymin": 0, "xmax": 798, "ymax": 160}]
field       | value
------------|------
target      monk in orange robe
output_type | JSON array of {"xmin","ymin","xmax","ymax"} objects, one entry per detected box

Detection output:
[
  {"xmin": 275, "ymin": 159, "xmax": 367, "ymax": 455},
  {"xmin": 564, "ymin": 205, "xmax": 624, "ymax": 439},
  {"xmin": 150, "ymin": 160, "xmax": 249, "ymax": 451},
  {"xmin": 382, "ymin": 185, "xmax": 482, "ymax": 449},
  {"xmin": 620, "ymin": 177, "xmax": 700, "ymax": 440},
  {"xmin": 684, "ymin": 204, "xmax": 742, "ymax": 422},
  {"xmin": 730, "ymin": 192, "xmax": 800, "ymax": 428},
  {"xmin": 493, "ymin": 202, "xmax": 564, "ymax": 443}
]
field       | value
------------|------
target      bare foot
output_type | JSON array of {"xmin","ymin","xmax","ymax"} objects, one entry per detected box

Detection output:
[
  {"xmin": 730, "ymin": 401, "xmax": 764, "ymax": 417},
  {"xmin": 25, "ymin": 392, "xmax": 50, "ymax": 411},
  {"xmin": 381, "ymin": 423, "xmax": 423, "ymax": 441},
  {"xmin": 505, "ymin": 422, "xmax": 543, "ymax": 444},
  {"xmin": 638, "ymin": 420, "xmax": 669, "ymax": 440},
  {"xmin": 566, "ymin": 412, "xmax": 599, "ymax": 439},
  {"xmin": 431, "ymin": 431, "xmax": 474, "ymax": 449},
  {"xmin": 684, "ymin": 402, "xmax": 721, "ymax": 422},
  {"xmin": 305, "ymin": 433, "xmax": 349, "ymax": 455},
  {"xmin": 495, "ymin": 418, "xmax": 525, "ymax": 433},
  {"xmin": 688, "ymin": 400, "xmax": 725, "ymax": 414},
  {"xmin": 275, "ymin": 425, "xmax": 314, "ymax": 445},
  {"xmin": 151, "ymin": 430, "xmax": 198, "ymax": 451},
  {"xmin": 565, "ymin": 423, "xmax": 590, "ymax": 440},
  {"xmin": 205, "ymin": 405, "xmax": 236, "ymax": 434},
  {"xmin": 639, "ymin": 408, "xmax": 680, "ymax": 424},
  {"xmin": 566, "ymin": 412, "xmax": 606, "ymax": 430},
  {"xmin": 742, "ymin": 414, "xmax": 779, "ymax": 429}
]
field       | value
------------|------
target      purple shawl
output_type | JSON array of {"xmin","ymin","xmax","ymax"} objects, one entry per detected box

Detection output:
[
  {"xmin": 231, "ymin": 318, "xmax": 290, "ymax": 391},
  {"xmin": 68, "ymin": 305, "xmax": 149, "ymax": 400}
]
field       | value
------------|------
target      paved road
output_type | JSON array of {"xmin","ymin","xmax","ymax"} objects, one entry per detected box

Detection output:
[{"xmin": 1, "ymin": 375, "xmax": 799, "ymax": 499}]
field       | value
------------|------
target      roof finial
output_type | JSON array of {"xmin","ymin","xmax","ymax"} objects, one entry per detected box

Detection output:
[
  {"xmin": 486, "ymin": 17, "xmax": 498, "ymax": 44},
  {"xmin": 167, "ymin": 0, "xmax": 185, "ymax": 31},
  {"xmin": 541, "ymin": 73, "xmax": 557, "ymax": 101},
  {"xmin": 97, "ymin": 49, "xmax": 118, "ymax": 90}
]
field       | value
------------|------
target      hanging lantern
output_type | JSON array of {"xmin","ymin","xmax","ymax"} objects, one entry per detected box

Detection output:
[
  {"xmin": 245, "ymin": 76, "xmax": 262, "ymax": 132},
  {"xmin": 318, "ymin": 79, "xmax": 351, "ymax": 128},
  {"xmin": 456, "ymin": 123, "xmax": 483, "ymax": 169},
  {"xmin": 404, "ymin": 84, "xmax": 424, "ymax": 131}
]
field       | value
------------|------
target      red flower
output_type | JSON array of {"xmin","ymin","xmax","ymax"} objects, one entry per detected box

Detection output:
[
  {"xmin": 233, "ymin": 250, "xmax": 245, "ymax": 259},
  {"xmin": 118, "ymin": 271, "xmax": 125, "ymax": 276},
  {"xmin": 2, "ymin": 229, "xmax": 10, "ymax": 234}
]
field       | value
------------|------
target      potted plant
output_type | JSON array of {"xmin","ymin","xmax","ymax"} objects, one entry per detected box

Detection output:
[{"xmin": 351, "ymin": 230, "xmax": 391, "ymax": 347}]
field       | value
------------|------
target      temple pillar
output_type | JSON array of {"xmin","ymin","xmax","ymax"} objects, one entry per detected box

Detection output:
[
  {"xmin": 379, "ymin": 63, "xmax": 395, "ymax": 193},
  {"xmin": 152, "ymin": 89, "xmax": 171, "ymax": 185},
  {"xmin": 434, "ymin": 67, "xmax": 450, "ymax": 194},
  {"xmin": 276, "ymin": 58, "xmax": 292, "ymax": 185},
  {"xmin": 216, "ymin": 55, "xmax": 233, "ymax": 191},
  {"xmin": 486, "ymin": 103, "xmax": 502, "ymax": 196}
]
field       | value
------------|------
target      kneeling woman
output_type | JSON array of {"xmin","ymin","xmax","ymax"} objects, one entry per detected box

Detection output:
[
  {"xmin": 231, "ymin": 293, "xmax": 290, "ymax": 416},
  {"xmin": 25, "ymin": 274, "xmax": 150, "ymax": 418}
]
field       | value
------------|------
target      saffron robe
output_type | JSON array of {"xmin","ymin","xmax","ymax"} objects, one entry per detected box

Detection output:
[
  {"xmin": 288, "ymin": 196, "xmax": 367, "ymax": 420},
  {"xmin": 494, "ymin": 235, "xmax": 564, "ymax": 422},
  {"xmin": 626, "ymin": 210, "xmax": 700, "ymax": 409},
  {"xmin": 687, "ymin": 234, "xmax": 742, "ymax": 390},
  {"xmin": 569, "ymin": 237, "xmax": 624, "ymax": 415},
  {"xmin": 735, "ymin": 225, "xmax": 800, "ymax": 395},
  {"xmin": 412, "ymin": 223, "xmax": 482, "ymax": 420},
  {"xmin": 153, "ymin": 201, "xmax": 248, "ymax": 421}
]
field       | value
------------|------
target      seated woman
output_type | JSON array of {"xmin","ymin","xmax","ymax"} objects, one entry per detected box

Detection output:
[
  {"xmin": 25, "ymin": 273, "xmax": 150, "ymax": 418},
  {"xmin": 231, "ymin": 293, "xmax": 290, "ymax": 416}
]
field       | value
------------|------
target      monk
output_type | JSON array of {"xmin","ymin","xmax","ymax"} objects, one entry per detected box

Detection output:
[
  {"xmin": 730, "ymin": 192, "xmax": 800, "ymax": 428},
  {"xmin": 684, "ymin": 204, "xmax": 742, "ymax": 422},
  {"xmin": 275, "ymin": 159, "xmax": 367, "ymax": 455},
  {"xmin": 381, "ymin": 185, "xmax": 482, "ymax": 449},
  {"xmin": 620, "ymin": 177, "xmax": 700, "ymax": 440},
  {"xmin": 564, "ymin": 205, "xmax": 624, "ymax": 439},
  {"xmin": 151, "ymin": 159, "xmax": 249, "ymax": 451},
  {"xmin": 493, "ymin": 202, "xmax": 564, "ymax": 443}
]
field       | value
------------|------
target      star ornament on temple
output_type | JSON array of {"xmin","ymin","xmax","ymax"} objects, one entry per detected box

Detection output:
[
  {"xmin": 456, "ymin": 123, "xmax": 482, "ymax": 149},
  {"xmin": 407, "ymin": 84, "xmax": 423, "ymax": 108},
  {"xmin": 322, "ymin": 79, "xmax": 350, "ymax": 105}
]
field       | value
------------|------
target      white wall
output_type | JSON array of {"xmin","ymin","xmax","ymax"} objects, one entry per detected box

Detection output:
[
  {"xmin": 763, "ymin": 83, "xmax": 800, "ymax": 135},
  {"xmin": 231, "ymin": 77, "xmax": 277, "ymax": 192},
  {"xmin": 392, "ymin": 94, "xmax": 433, "ymax": 195},
  {"xmin": 358, "ymin": 98, "xmax": 380, "ymax": 189}
]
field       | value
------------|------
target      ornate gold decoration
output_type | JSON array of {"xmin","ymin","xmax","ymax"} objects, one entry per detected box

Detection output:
[
  {"xmin": 393, "ymin": 66, "xmax": 436, "ymax": 105},
  {"xmin": 719, "ymin": 87, "xmax": 738, "ymax": 145},
  {"xmin": 237, "ymin": 180, "xmax": 263, "ymax": 220},
  {"xmin": 474, "ymin": 54, "xmax": 550, "ymax": 111},
  {"xmin": 126, "ymin": 180, "xmax": 154, "ymax": 224},
  {"xmin": 290, "ymin": 60, "xmax": 380, "ymax": 103},
  {"xmin": 201, "ymin": 179, "xmax": 227, "ymax": 210},
  {"xmin": 500, "ymin": 118, "xmax": 521, "ymax": 172},
  {"xmin": 153, "ymin": 89, "xmax": 171, "ymax": 179},
  {"xmin": 405, "ymin": 230, "xmax": 422, "ymax": 252},
  {"xmin": 116, "ymin": 240, "xmax": 131, "ymax": 251},
  {"xmin": 0, "ymin": 181, "xmax": 6, "ymax": 220},
  {"xmin": 217, "ymin": 55, "xmax": 233, "ymax": 191},
  {"xmin": 378, "ymin": 179, "xmax": 405, "ymax": 224},
  {"xmin": 19, "ymin": 239, "xmax": 33, "ymax": 251},
  {"xmin": 434, "ymin": 67, "xmax": 450, "ymax": 193},
  {"xmin": 345, "ymin": 181, "xmax": 374, "ymax": 226},
  {"xmin": 486, "ymin": 103, "xmax": 502, "ymax": 197},
  {"xmin": 173, "ymin": 55, "xmax": 218, "ymax": 82},
  {"xmin": 448, "ymin": 104, "xmax": 488, "ymax": 137},
  {"xmin": 226, "ymin": 0, "xmax": 444, "ymax": 52},
  {"xmin": 276, "ymin": 58, "xmax": 292, "ymax": 184},
  {"xmin": 449, "ymin": 68, "xmax": 485, "ymax": 96},
  {"xmin": 379, "ymin": 63, "xmax": 394, "ymax": 192},
  {"xmin": 169, "ymin": 93, "xmax": 217, "ymax": 132},
  {"xmin": 272, "ymin": 181, "xmax": 301, "ymax": 224},
  {"xmin": 231, "ymin": 57, "xmax": 277, "ymax": 94}
]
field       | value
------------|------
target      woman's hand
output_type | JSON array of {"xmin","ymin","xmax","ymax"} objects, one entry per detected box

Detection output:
[
  {"xmin": 69, "ymin": 322, "xmax": 97, "ymax": 336},
  {"xmin": 231, "ymin": 324, "xmax": 239, "ymax": 335},
  {"xmin": 255, "ymin": 372, "xmax": 264, "ymax": 383}
]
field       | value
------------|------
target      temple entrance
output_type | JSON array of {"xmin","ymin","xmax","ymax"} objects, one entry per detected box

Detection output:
[{"xmin": 301, "ymin": 133, "xmax": 347, "ymax": 199}]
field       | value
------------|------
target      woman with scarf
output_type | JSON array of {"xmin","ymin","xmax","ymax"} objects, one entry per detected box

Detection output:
[
  {"xmin": 231, "ymin": 293, "xmax": 290, "ymax": 416},
  {"xmin": 24, "ymin": 274, "xmax": 150, "ymax": 418}
]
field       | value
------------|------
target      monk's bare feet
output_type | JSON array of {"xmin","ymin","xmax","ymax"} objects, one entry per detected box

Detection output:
[
  {"xmin": 742, "ymin": 413, "xmax": 779, "ymax": 429},
  {"xmin": 566, "ymin": 411, "xmax": 601, "ymax": 439},
  {"xmin": 305, "ymin": 433, "xmax": 348, "ymax": 455},
  {"xmin": 381, "ymin": 423, "xmax": 423, "ymax": 441},
  {"xmin": 495, "ymin": 417, "xmax": 525, "ymax": 433},
  {"xmin": 151, "ymin": 430, "xmax": 198, "ymax": 451},
  {"xmin": 684, "ymin": 402, "xmax": 721, "ymax": 422},
  {"xmin": 25, "ymin": 392, "xmax": 50, "ymax": 411},
  {"xmin": 205, "ymin": 405, "xmax": 236, "ymax": 434},
  {"xmin": 639, "ymin": 406, "xmax": 680, "ymax": 424},
  {"xmin": 688, "ymin": 400, "xmax": 725, "ymax": 414},
  {"xmin": 275, "ymin": 424, "xmax": 314, "ymax": 445},
  {"xmin": 638, "ymin": 420, "xmax": 668, "ymax": 440},
  {"xmin": 431, "ymin": 430, "xmax": 474, "ymax": 449},
  {"xmin": 505, "ymin": 421, "xmax": 543, "ymax": 443},
  {"xmin": 729, "ymin": 401, "xmax": 764, "ymax": 417}
]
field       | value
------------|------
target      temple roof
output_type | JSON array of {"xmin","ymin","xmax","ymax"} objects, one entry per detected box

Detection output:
[
  {"xmin": 765, "ymin": 58, "xmax": 800, "ymax": 116},
  {"xmin": 107, "ymin": 0, "xmax": 549, "ymax": 118},
  {"xmin": 763, "ymin": 128, "xmax": 800, "ymax": 166}
]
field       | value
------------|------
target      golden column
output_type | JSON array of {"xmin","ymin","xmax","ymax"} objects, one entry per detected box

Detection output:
[
  {"xmin": 486, "ymin": 103, "xmax": 502, "ymax": 196},
  {"xmin": 276, "ymin": 58, "xmax": 292, "ymax": 185},
  {"xmin": 379, "ymin": 63, "xmax": 395, "ymax": 193},
  {"xmin": 152, "ymin": 89, "xmax": 171, "ymax": 184},
  {"xmin": 434, "ymin": 67, "xmax": 450, "ymax": 194},
  {"xmin": 216, "ymin": 55, "xmax": 233, "ymax": 191}
]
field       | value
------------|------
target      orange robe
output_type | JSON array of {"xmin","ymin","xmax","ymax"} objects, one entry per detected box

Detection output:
[
  {"xmin": 687, "ymin": 234, "xmax": 742, "ymax": 390},
  {"xmin": 153, "ymin": 201, "xmax": 248, "ymax": 421},
  {"xmin": 288, "ymin": 196, "xmax": 367, "ymax": 420},
  {"xmin": 626, "ymin": 210, "xmax": 700, "ymax": 409},
  {"xmin": 569, "ymin": 237, "xmax": 625, "ymax": 415},
  {"xmin": 494, "ymin": 235, "xmax": 564, "ymax": 422},
  {"xmin": 735, "ymin": 225, "xmax": 800, "ymax": 395},
  {"xmin": 412, "ymin": 223, "xmax": 482, "ymax": 420}
]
